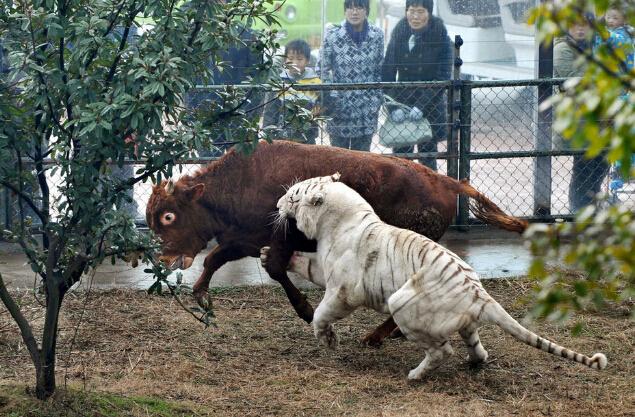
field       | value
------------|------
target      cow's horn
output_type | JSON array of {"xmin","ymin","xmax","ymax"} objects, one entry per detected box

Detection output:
[{"xmin": 165, "ymin": 179, "xmax": 175, "ymax": 195}]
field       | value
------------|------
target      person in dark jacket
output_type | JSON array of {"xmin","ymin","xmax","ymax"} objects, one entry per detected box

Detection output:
[
  {"xmin": 381, "ymin": 0, "xmax": 452, "ymax": 170},
  {"xmin": 553, "ymin": 18, "xmax": 609, "ymax": 212}
]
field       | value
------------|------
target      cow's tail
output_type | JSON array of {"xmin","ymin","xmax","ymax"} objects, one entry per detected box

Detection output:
[{"xmin": 457, "ymin": 179, "xmax": 528, "ymax": 233}]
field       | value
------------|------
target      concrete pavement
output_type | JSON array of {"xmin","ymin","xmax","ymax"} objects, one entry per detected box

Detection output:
[{"xmin": 0, "ymin": 227, "xmax": 531, "ymax": 291}]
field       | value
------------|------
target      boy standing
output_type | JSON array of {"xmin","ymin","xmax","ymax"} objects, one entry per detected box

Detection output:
[{"xmin": 263, "ymin": 39, "xmax": 321, "ymax": 144}]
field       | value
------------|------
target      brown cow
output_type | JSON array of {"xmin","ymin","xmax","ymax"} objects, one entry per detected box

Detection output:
[{"xmin": 146, "ymin": 140, "xmax": 527, "ymax": 344}]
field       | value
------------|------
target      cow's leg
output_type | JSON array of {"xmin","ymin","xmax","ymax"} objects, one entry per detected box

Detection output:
[
  {"xmin": 192, "ymin": 244, "xmax": 250, "ymax": 309},
  {"xmin": 361, "ymin": 316, "xmax": 400, "ymax": 347},
  {"xmin": 262, "ymin": 242, "xmax": 314, "ymax": 323}
]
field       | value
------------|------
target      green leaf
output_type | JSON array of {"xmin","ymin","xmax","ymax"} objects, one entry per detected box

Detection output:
[
  {"xmin": 147, "ymin": 280, "xmax": 162, "ymax": 295},
  {"xmin": 573, "ymin": 281, "xmax": 588, "ymax": 297}
]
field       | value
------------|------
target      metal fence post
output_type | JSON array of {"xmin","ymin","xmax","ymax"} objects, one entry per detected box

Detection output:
[
  {"xmin": 447, "ymin": 35, "xmax": 462, "ymax": 180},
  {"xmin": 533, "ymin": 7, "xmax": 554, "ymax": 216},
  {"xmin": 457, "ymin": 82, "xmax": 472, "ymax": 230}
]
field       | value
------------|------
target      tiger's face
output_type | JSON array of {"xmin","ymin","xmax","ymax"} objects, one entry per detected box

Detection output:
[{"xmin": 276, "ymin": 173, "xmax": 341, "ymax": 239}]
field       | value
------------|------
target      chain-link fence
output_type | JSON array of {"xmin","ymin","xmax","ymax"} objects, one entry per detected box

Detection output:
[{"xmin": 2, "ymin": 80, "xmax": 633, "ymax": 229}]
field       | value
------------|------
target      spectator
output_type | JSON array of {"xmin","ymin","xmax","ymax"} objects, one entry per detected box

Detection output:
[
  {"xmin": 553, "ymin": 17, "xmax": 609, "ymax": 212},
  {"xmin": 596, "ymin": 5, "xmax": 634, "ymax": 73},
  {"xmin": 185, "ymin": 24, "xmax": 266, "ymax": 158},
  {"xmin": 319, "ymin": 0, "xmax": 384, "ymax": 151},
  {"xmin": 262, "ymin": 39, "xmax": 321, "ymax": 144},
  {"xmin": 381, "ymin": 0, "xmax": 452, "ymax": 171}
]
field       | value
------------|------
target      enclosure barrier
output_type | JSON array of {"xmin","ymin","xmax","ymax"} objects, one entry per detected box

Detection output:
[{"xmin": 2, "ymin": 78, "xmax": 632, "ymax": 230}]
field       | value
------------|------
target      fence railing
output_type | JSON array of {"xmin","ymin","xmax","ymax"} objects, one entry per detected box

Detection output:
[{"xmin": 3, "ymin": 43, "xmax": 633, "ymax": 229}]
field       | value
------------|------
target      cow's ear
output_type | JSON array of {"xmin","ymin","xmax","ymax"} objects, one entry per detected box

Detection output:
[
  {"xmin": 308, "ymin": 192, "xmax": 324, "ymax": 206},
  {"xmin": 331, "ymin": 172, "xmax": 341, "ymax": 182},
  {"xmin": 186, "ymin": 183, "xmax": 205, "ymax": 201}
]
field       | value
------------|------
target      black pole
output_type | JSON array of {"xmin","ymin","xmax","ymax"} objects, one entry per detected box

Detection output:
[
  {"xmin": 447, "ymin": 35, "xmax": 462, "ymax": 180},
  {"xmin": 533, "ymin": 0, "xmax": 554, "ymax": 217},
  {"xmin": 457, "ymin": 82, "xmax": 472, "ymax": 230}
]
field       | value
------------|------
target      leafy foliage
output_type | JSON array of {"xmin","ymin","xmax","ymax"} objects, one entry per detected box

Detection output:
[
  {"xmin": 527, "ymin": 0, "xmax": 634, "ymax": 320},
  {"xmin": 0, "ymin": 0, "xmax": 282, "ymax": 289},
  {"xmin": 0, "ymin": 0, "xmax": 282, "ymax": 398}
]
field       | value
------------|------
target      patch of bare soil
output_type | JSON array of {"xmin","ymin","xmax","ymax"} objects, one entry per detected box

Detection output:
[{"xmin": 1, "ymin": 279, "xmax": 633, "ymax": 417}]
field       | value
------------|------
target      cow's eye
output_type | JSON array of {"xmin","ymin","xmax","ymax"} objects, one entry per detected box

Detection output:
[{"xmin": 160, "ymin": 212, "xmax": 176, "ymax": 226}]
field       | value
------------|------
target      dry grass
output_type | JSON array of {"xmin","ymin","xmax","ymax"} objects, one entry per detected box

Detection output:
[{"xmin": 0, "ymin": 278, "xmax": 633, "ymax": 417}]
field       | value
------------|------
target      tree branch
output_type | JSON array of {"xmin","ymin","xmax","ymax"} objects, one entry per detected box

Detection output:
[
  {"xmin": 118, "ymin": 148, "xmax": 190, "ymax": 190},
  {"xmin": 0, "ymin": 232, "xmax": 47, "ymax": 282},
  {"xmin": 0, "ymin": 180, "xmax": 46, "ymax": 224},
  {"xmin": 83, "ymin": 0, "xmax": 126, "ymax": 72},
  {"xmin": 105, "ymin": 3, "xmax": 142, "ymax": 85},
  {"xmin": 33, "ymin": 129, "xmax": 51, "ymax": 250},
  {"xmin": 0, "ymin": 273, "xmax": 41, "ymax": 369},
  {"xmin": 95, "ymin": 244, "xmax": 156, "ymax": 262},
  {"xmin": 165, "ymin": 281, "xmax": 215, "ymax": 327}
]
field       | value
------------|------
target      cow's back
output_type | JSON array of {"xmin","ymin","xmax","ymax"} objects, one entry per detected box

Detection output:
[{"xmin": 230, "ymin": 141, "xmax": 457, "ymax": 241}]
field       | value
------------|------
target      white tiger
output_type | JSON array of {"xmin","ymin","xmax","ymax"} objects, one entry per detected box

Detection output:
[{"xmin": 270, "ymin": 173, "xmax": 607, "ymax": 379}]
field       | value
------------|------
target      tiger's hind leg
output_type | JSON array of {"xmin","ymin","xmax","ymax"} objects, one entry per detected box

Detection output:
[
  {"xmin": 459, "ymin": 325, "xmax": 488, "ymax": 365},
  {"xmin": 408, "ymin": 340, "xmax": 454, "ymax": 380}
]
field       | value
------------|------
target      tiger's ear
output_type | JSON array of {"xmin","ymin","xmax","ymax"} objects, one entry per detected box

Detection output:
[
  {"xmin": 331, "ymin": 172, "xmax": 341, "ymax": 182},
  {"xmin": 308, "ymin": 192, "xmax": 324, "ymax": 206}
]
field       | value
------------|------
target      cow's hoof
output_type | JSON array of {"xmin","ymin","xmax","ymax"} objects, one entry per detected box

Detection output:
[
  {"xmin": 259, "ymin": 246, "xmax": 270, "ymax": 268},
  {"xmin": 294, "ymin": 296, "xmax": 314, "ymax": 324},
  {"xmin": 389, "ymin": 327, "xmax": 405, "ymax": 339},
  {"xmin": 193, "ymin": 289, "xmax": 211, "ymax": 310},
  {"xmin": 361, "ymin": 332, "xmax": 384, "ymax": 348}
]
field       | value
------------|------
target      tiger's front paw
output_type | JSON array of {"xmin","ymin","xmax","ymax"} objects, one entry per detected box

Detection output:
[
  {"xmin": 315, "ymin": 325, "xmax": 339, "ymax": 350},
  {"xmin": 259, "ymin": 246, "xmax": 271, "ymax": 268}
]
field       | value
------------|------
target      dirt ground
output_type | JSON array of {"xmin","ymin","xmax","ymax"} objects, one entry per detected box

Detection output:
[{"xmin": 0, "ymin": 278, "xmax": 633, "ymax": 417}]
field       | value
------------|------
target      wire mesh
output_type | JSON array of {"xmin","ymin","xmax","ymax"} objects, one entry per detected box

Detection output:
[{"xmin": 1, "ymin": 80, "xmax": 633, "ymax": 229}]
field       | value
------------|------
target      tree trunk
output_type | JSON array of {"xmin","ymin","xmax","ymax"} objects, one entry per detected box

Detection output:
[{"xmin": 35, "ymin": 282, "xmax": 65, "ymax": 400}]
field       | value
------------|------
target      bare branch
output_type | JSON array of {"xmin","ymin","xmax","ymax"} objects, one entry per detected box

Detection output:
[
  {"xmin": 96, "ymin": 244, "xmax": 157, "ymax": 262},
  {"xmin": 0, "ymin": 233, "xmax": 47, "ymax": 282},
  {"xmin": 0, "ymin": 180, "xmax": 45, "ymax": 224},
  {"xmin": 187, "ymin": 20, "xmax": 202, "ymax": 49},
  {"xmin": 83, "ymin": 0, "xmax": 126, "ymax": 71},
  {"xmin": 165, "ymin": 282, "xmax": 215, "ymax": 327},
  {"xmin": 118, "ymin": 148, "xmax": 190, "ymax": 190},
  {"xmin": 0, "ymin": 273, "xmax": 41, "ymax": 368},
  {"xmin": 63, "ymin": 267, "xmax": 95, "ymax": 389},
  {"xmin": 105, "ymin": 2, "xmax": 142, "ymax": 85},
  {"xmin": 33, "ymin": 129, "xmax": 51, "ymax": 250}
]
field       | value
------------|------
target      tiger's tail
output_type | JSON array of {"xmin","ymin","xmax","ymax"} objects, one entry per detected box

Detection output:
[
  {"xmin": 482, "ymin": 301, "xmax": 607, "ymax": 370},
  {"xmin": 457, "ymin": 179, "xmax": 528, "ymax": 234}
]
